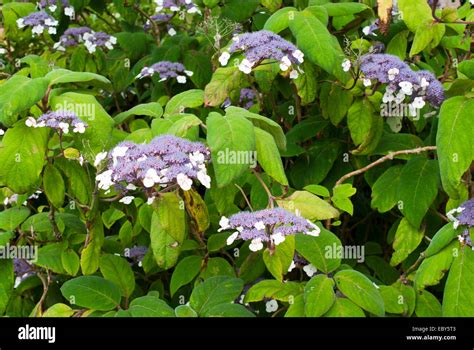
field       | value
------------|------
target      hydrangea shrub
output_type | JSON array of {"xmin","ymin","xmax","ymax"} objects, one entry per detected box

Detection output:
[{"xmin": 0, "ymin": 0, "xmax": 473, "ymax": 318}]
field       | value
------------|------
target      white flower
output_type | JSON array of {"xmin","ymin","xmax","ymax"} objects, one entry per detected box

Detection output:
[
  {"xmin": 219, "ymin": 51, "xmax": 230, "ymax": 66},
  {"xmin": 412, "ymin": 97, "xmax": 426, "ymax": 109},
  {"xmin": 458, "ymin": 235, "xmax": 465, "ymax": 243},
  {"xmin": 395, "ymin": 91, "xmax": 406, "ymax": 104},
  {"xmin": 254, "ymin": 221, "xmax": 265, "ymax": 230},
  {"xmin": 187, "ymin": 6, "xmax": 200, "ymax": 14},
  {"xmin": 168, "ymin": 28, "xmax": 177, "ymax": 36},
  {"xmin": 45, "ymin": 18, "xmax": 58, "ymax": 27},
  {"xmin": 64, "ymin": 6, "xmax": 75, "ymax": 18},
  {"xmin": 112, "ymin": 146, "xmax": 128, "ymax": 166},
  {"xmin": 48, "ymin": 4, "xmax": 57, "ymax": 12},
  {"xmin": 288, "ymin": 260, "xmax": 296, "ymax": 272},
  {"xmin": 292, "ymin": 49, "xmax": 304, "ymax": 63},
  {"xmin": 218, "ymin": 216, "xmax": 230, "ymax": 232},
  {"xmin": 0, "ymin": 48, "xmax": 6, "ymax": 55},
  {"xmin": 306, "ymin": 226, "xmax": 321, "ymax": 237},
  {"xmin": 197, "ymin": 170, "xmax": 211, "ymax": 189},
  {"xmin": 382, "ymin": 89, "xmax": 395, "ymax": 103},
  {"xmin": 126, "ymin": 184, "xmax": 137, "ymax": 190},
  {"xmin": 119, "ymin": 196, "xmax": 134, "ymax": 205},
  {"xmin": 279, "ymin": 55, "xmax": 292, "ymax": 71},
  {"xmin": 105, "ymin": 39, "xmax": 115, "ymax": 50},
  {"xmin": 147, "ymin": 197, "xmax": 155, "ymax": 205},
  {"xmin": 58, "ymin": 122, "xmax": 70, "ymax": 134},
  {"xmin": 341, "ymin": 59, "xmax": 351, "ymax": 72},
  {"xmin": 363, "ymin": 78, "xmax": 372, "ymax": 87},
  {"xmin": 189, "ymin": 151, "xmax": 204, "ymax": 166},
  {"xmin": 48, "ymin": 27, "xmax": 57, "ymax": 35},
  {"xmin": 271, "ymin": 232, "xmax": 286, "ymax": 245},
  {"xmin": 170, "ymin": 5, "xmax": 180, "ymax": 11},
  {"xmin": 399, "ymin": 81, "xmax": 413, "ymax": 95},
  {"xmin": 303, "ymin": 263, "xmax": 317, "ymax": 277},
  {"xmin": 143, "ymin": 168, "xmax": 160, "ymax": 188},
  {"xmin": 73, "ymin": 122, "xmax": 86, "ymax": 133},
  {"xmin": 17, "ymin": 18, "xmax": 25, "ymax": 29},
  {"xmin": 238, "ymin": 59, "xmax": 253, "ymax": 74},
  {"xmin": 177, "ymin": 75, "xmax": 187, "ymax": 84},
  {"xmin": 96, "ymin": 170, "xmax": 114, "ymax": 190},
  {"xmin": 289, "ymin": 70, "xmax": 299, "ymax": 79},
  {"xmin": 84, "ymin": 40, "xmax": 97, "ymax": 54},
  {"xmin": 184, "ymin": 70, "xmax": 194, "ymax": 77},
  {"xmin": 226, "ymin": 232, "xmax": 239, "ymax": 245},
  {"xmin": 53, "ymin": 42, "xmax": 65, "ymax": 51},
  {"xmin": 0, "ymin": 129, "xmax": 4, "ymax": 136},
  {"xmin": 388, "ymin": 68, "xmax": 399, "ymax": 81},
  {"xmin": 177, "ymin": 173, "xmax": 193, "ymax": 190},
  {"xmin": 265, "ymin": 299, "xmax": 278, "ymax": 313},
  {"xmin": 94, "ymin": 151, "xmax": 108, "ymax": 167},
  {"xmin": 25, "ymin": 117, "xmax": 37, "ymax": 127},
  {"xmin": 32, "ymin": 25, "xmax": 45, "ymax": 36},
  {"xmin": 362, "ymin": 26, "xmax": 371, "ymax": 36},
  {"xmin": 249, "ymin": 238, "xmax": 264, "ymax": 252},
  {"xmin": 420, "ymin": 78, "xmax": 430, "ymax": 89}
]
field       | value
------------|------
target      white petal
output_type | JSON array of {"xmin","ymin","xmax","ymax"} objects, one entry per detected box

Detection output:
[{"xmin": 226, "ymin": 231, "xmax": 239, "ymax": 245}]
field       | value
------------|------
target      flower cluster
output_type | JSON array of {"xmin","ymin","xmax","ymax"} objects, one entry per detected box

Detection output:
[
  {"xmin": 17, "ymin": 11, "xmax": 59, "ymax": 36},
  {"xmin": 25, "ymin": 110, "xmax": 88, "ymax": 134},
  {"xmin": 288, "ymin": 253, "xmax": 318, "ymax": 277},
  {"xmin": 38, "ymin": 0, "xmax": 75, "ymax": 19},
  {"xmin": 95, "ymin": 135, "xmax": 211, "ymax": 201},
  {"xmin": 222, "ymin": 88, "xmax": 258, "ymax": 110},
  {"xmin": 357, "ymin": 54, "xmax": 445, "ymax": 111},
  {"xmin": 53, "ymin": 27, "xmax": 117, "ymax": 53},
  {"xmin": 218, "ymin": 30, "xmax": 304, "ymax": 79},
  {"xmin": 154, "ymin": 0, "xmax": 201, "ymax": 15},
  {"xmin": 144, "ymin": 13, "xmax": 174, "ymax": 34},
  {"xmin": 218, "ymin": 207, "xmax": 320, "ymax": 252},
  {"xmin": 124, "ymin": 246, "xmax": 148, "ymax": 267},
  {"xmin": 447, "ymin": 199, "xmax": 474, "ymax": 248},
  {"xmin": 136, "ymin": 61, "xmax": 193, "ymax": 84},
  {"xmin": 362, "ymin": 19, "xmax": 379, "ymax": 36}
]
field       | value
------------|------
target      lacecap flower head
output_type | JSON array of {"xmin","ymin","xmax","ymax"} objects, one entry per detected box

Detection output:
[
  {"xmin": 136, "ymin": 61, "xmax": 193, "ymax": 84},
  {"xmin": 17, "ymin": 11, "xmax": 59, "ymax": 36},
  {"xmin": 222, "ymin": 88, "xmax": 258, "ymax": 110},
  {"xmin": 154, "ymin": 0, "xmax": 201, "ymax": 15},
  {"xmin": 95, "ymin": 135, "xmax": 211, "ymax": 202},
  {"xmin": 25, "ymin": 110, "xmax": 88, "ymax": 134},
  {"xmin": 357, "ymin": 54, "xmax": 445, "ymax": 113},
  {"xmin": 38, "ymin": 0, "xmax": 75, "ymax": 19},
  {"xmin": 219, "ymin": 207, "xmax": 320, "ymax": 252},
  {"xmin": 218, "ymin": 30, "xmax": 304, "ymax": 79},
  {"xmin": 447, "ymin": 198, "xmax": 474, "ymax": 248},
  {"xmin": 53, "ymin": 27, "xmax": 117, "ymax": 53}
]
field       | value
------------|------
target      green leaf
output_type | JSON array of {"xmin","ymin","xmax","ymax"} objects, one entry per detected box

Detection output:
[
  {"xmin": 170, "ymin": 255, "xmax": 203, "ymax": 297},
  {"xmin": 46, "ymin": 69, "xmax": 111, "ymax": 87},
  {"xmin": 189, "ymin": 276, "xmax": 244, "ymax": 316},
  {"xmin": 332, "ymin": 184, "xmax": 356, "ymax": 215},
  {"xmin": 206, "ymin": 112, "xmax": 256, "ymax": 187},
  {"xmin": 0, "ymin": 122, "xmax": 48, "ymax": 193},
  {"xmin": 409, "ymin": 24, "xmax": 434, "ymax": 56},
  {"xmin": 254, "ymin": 128, "xmax": 288, "ymax": 185},
  {"xmin": 175, "ymin": 305, "xmax": 198, "ymax": 317},
  {"xmin": 263, "ymin": 236, "xmax": 295, "ymax": 281},
  {"xmin": 285, "ymin": 294, "xmax": 305, "ymax": 317},
  {"xmin": 334, "ymin": 269, "xmax": 385, "ymax": 316},
  {"xmin": 80, "ymin": 219, "xmax": 104, "ymax": 275},
  {"xmin": 0, "ymin": 207, "xmax": 30, "ymax": 231},
  {"xmin": 205, "ymin": 303, "xmax": 255, "ymax": 317},
  {"xmin": 61, "ymin": 249, "xmax": 80, "ymax": 277},
  {"xmin": 114, "ymin": 103, "xmax": 163, "ymax": 125},
  {"xmin": 442, "ymin": 246, "xmax": 474, "ymax": 316},
  {"xmin": 164, "ymin": 89, "xmax": 204, "ymax": 115},
  {"xmin": 0, "ymin": 75, "xmax": 49, "ymax": 126},
  {"xmin": 414, "ymin": 241, "xmax": 457, "ymax": 290},
  {"xmin": 42, "ymin": 303, "xmax": 74, "ymax": 317},
  {"xmin": 347, "ymin": 99, "xmax": 375, "ymax": 146},
  {"xmin": 264, "ymin": 7, "xmax": 297, "ymax": 33},
  {"xmin": 221, "ymin": 0, "xmax": 259, "ymax": 22},
  {"xmin": 304, "ymin": 184, "xmax": 330, "ymax": 197},
  {"xmin": 261, "ymin": 0, "xmax": 282, "ymax": 12},
  {"xmin": 371, "ymin": 165, "xmax": 404, "ymax": 213},
  {"xmin": 55, "ymin": 158, "xmax": 92, "ymax": 205},
  {"xmin": 436, "ymin": 96, "xmax": 474, "ymax": 199},
  {"xmin": 150, "ymin": 193, "xmax": 187, "ymax": 270},
  {"xmin": 207, "ymin": 233, "xmax": 229, "ymax": 252},
  {"xmin": 289, "ymin": 10, "xmax": 345, "ymax": 80},
  {"xmin": 390, "ymin": 218, "xmax": 424, "ymax": 266},
  {"xmin": 398, "ymin": 158, "xmax": 439, "ymax": 229},
  {"xmin": 204, "ymin": 67, "xmax": 244, "ymax": 107},
  {"xmin": 0, "ymin": 260, "xmax": 14, "ymax": 315},
  {"xmin": 167, "ymin": 114, "xmax": 202, "ymax": 138},
  {"xmin": 295, "ymin": 227, "xmax": 342, "ymax": 273},
  {"xmin": 35, "ymin": 243, "xmax": 67, "ymax": 274},
  {"xmin": 225, "ymin": 107, "xmax": 286, "ymax": 151},
  {"xmin": 321, "ymin": 2, "xmax": 369, "ymax": 16},
  {"xmin": 392, "ymin": 280, "xmax": 416, "ymax": 316},
  {"xmin": 43, "ymin": 164, "xmax": 65, "ymax": 208},
  {"xmin": 244, "ymin": 280, "xmax": 304, "ymax": 302},
  {"xmin": 324, "ymin": 298, "xmax": 365, "ymax": 317},
  {"xmin": 304, "ymin": 275, "xmax": 335, "ymax": 317},
  {"xmin": 386, "ymin": 30, "xmax": 409, "ymax": 59},
  {"xmin": 60, "ymin": 276, "xmax": 121, "ymax": 311},
  {"xmin": 99, "ymin": 254, "xmax": 136, "ymax": 298},
  {"xmin": 397, "ymin": 0, "xmax": 434, "ymax": 32},
  {"xmin": 415, "ymin": 290, "xmax": 442, "ymax": 317},
  {"xmin": 379, "ymin": 286, "xmax": 404, "ymax": 314},
  {"xmin": 424, "ymin": 223, "xmax": 459, "ymax": 257},
  {"xmin": 200, "ymin": 257, "xmax": 235, "ymax": 279},
  {"xmin": 129, "ymin": 296, "xmax": 175, "ymax": 317},
  {"xmin": 277, "ymin": 191, "xmax": 339, "ymax": 221},
  {"xmin": 293, "ymin": 61, "xmax": 317, "ymax": 105}
]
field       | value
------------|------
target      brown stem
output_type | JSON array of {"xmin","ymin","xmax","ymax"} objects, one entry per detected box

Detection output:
[
  {"xmin": 251, "ymin": 168, "xmax": 275, "ymax": 208},
  {"xmin": 234, "ymin": 184, "xmax": 254, "ymax": 211},
  {"xmin": 334, "ymin": 146, "xmax": 437, "ymax": 188}
]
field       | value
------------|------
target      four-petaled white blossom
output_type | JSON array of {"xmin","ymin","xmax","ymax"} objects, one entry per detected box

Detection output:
[
  {"xmin": 239, "ymin": 59, "xmax": 254, "ymax": 74},
  {"xmin": 73, "ymin": 122, "xmax": 86, "ymax": 134},
  {"xmin": 119, "ymin": 196, "xmax": 134, "ymax": 205},
  {"xmin": 226, "ymin": 231, "xmax": 239, "ymax": 246},
  {"xmin": 177, "ymin": 173, "xmax": 193, "ymax": 190},
  {"xmin": 254, "ymin": 221, "xmax": 265, "ymax": 231},
  {"xmin": 249, "ymin": 238, "xmax": 264, "ymax": 252},
  {"xmin": 387, "ymin": 68, "xmax": 399, "ymax": 81},
  {"xmin": 265, "ymin": 299, "xmax": 278, "ymax": 313},
  {"xmin": 94, "ymin": 151, "xmax": 108, "ymax": 167},
  {"xmin": 143, "ymin": 168, "xmax": 161, "ymax": 188},
  {"xmin": 271, "ymin": 232, "xmax": 286, "ymax": 245},
  {"xmin": 96, "ymin": 170, "xmax": 114, "ymax": 190},
  {"xmin": 399, "ymin": 81, "xmax": 413, "ymax": 95},
  {"xmin": 218, "ymin": 216, "xmax": 230, "ymax": 232},
  {"xmin": 342, "ymin": 59, "xmax": 351, "ymax": 72},
  {"xmin": 219, "ymin": 52, "xmax": 230, "ymax": 66},
  {"xmin": 303, "ymin": 263, "xmax": 317, "ymax": 277}
]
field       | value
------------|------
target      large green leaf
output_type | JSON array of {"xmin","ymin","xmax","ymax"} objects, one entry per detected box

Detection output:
[
  {"xmin": 114, "ymin": 103, "xmax": 163, "ymax": 125},
  {"xmin": 397, "ymin": 158, "xmax": 439, "ymax": 229},
  {"xmin": 150, "ymin": 193, "xmax": 186, "ymax": 270},
  {"xmin": 436, "ymin": 96, "xmax": 474, "ymax": 199},
  {"xmin": 424, "ymin": 223, "xmax": 459, "ymax": 257},
  {"xmin": 206, "ymin": 112, "xmax": 256, "ymax": 187},
  {"xmin": 0, "ymin": 207, "xmax": 30, "ymax": 231},
  {"xmin": 442, "ymin": 246, "xmax": 474, "ymax": 316},
  {"xmin": 164, "ymin": 89, "xmax": 204, "ymax": 115},
  {"xmin": 397, "ymin": 0, "xmax": 434, "ymax": 32},
  {"xmin": 390, "ymin": 218, "xmax": 424, "ymax": 266},
  {"xmin": 254, "ymin": 128, "xmax": 288, "ymax": 185},
  {"xmin": 0, "ymin": 75, "xmax": 49, "ymax": 126},
  {"xmin": 244, "ymin": 280, "xmax": 304, "ymax": 302},
  {"xmin": 204, "ymin": 67, "xmax": 244, "ymax": 106},
  {"xmin": 304, "ymin": 275, "xmax": 335, "ymax": 317},
  {"xmin": 263, "ymin": 236, "xmax": 295, "ymax": 281},
  {"xmin": 43, "ymin": 164, "xmax": 65, "ymax": 208},
  {"xmin": 415, "ymin": 290, "xmax": 442, "ymax": 317},
  {"xmin": 0, "ymin": 122, "xmax": 48, "ymax": 193},
  {"xmin": 277, "ymin": 191, "xmax": 339, "ymax": 221},
  {"xmin": 45, "ymin": 69, "xmax": 111, "ymax": 87},
  {"xmin": 129, "ymin": 296, "xmax": 175, "ymax": 317},
  {"xmin": 371, "ymin": 165, "xmax": 403, "ymax": 213},
  {"xmin": 334, "ymin": 269, "xmax": 385, "ymax": 316},
  {"xmin": 0, "ymin": 260, "xmax": 14, "ymax": 315},
  {"xmin": 99, "ymin": 254, "xmax": 136, "ymax": 298},
  {"xmin": 323, "ymin": 298, "xmax": 365, "ymax": 317},
  {"xmin": 264, "ymin": 7, "xmax": 298, "ymax": 33},
  {"xmin": 60, "ymin": 276, "xmax": 121, "ymax": 311},
  {"xmin": 170, "ymin": 255, "xmax": 203, "ymax": 297}
]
